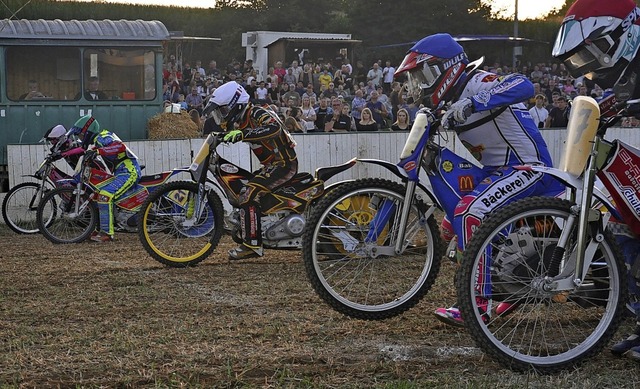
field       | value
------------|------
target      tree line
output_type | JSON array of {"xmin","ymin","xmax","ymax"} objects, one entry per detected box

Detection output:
[{"xmin": 0, "ymin": 0, "xmax": 573, "ymax": 69}]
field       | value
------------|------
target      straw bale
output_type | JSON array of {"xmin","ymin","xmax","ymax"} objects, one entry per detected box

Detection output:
[{"xmin": 147, "ymin": 111, "xmax": 201, "ymax": 139}]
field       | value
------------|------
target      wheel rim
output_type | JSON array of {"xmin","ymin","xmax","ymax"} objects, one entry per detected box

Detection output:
[
  {"xmin": 310, "ymin": 187, "xmax": 435, "ymax": 312},
  {"xmin": 39, "ymin": 187, "xmax": 95, "ymax": 243},
  {"xmin": 141, "ymin": 187, "xmax": 215, "ymax": 263},
  {"xmin": 465, "ymin": 206, "xmax": 622, "ymax": 367}
]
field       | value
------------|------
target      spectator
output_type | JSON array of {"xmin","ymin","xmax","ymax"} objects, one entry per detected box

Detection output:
[
  {"xmin": 390, "ymin": 108, "xmax": 411, "ymax": 131},
  {"xmin": 273, "ymin": 61, "xmax": 286, "ymax": 85},
  {"xmin": 244, "ymin": 78, "xmax": 258, "ymax": 102},
  {"xmin": 351, "ymin": 88, "xmax": 367, "ymax": 122},
  {"xmin": 290, "ymin": 60, "xmax": 303, "ymax": 83},
  {"xmin": 78, "ymin": 76, "xmax": 108, "ymax": 100},
  {"xmin": 207, "ymin": 60, "xmax": 221, "ymax": 80},
  {"xmin": 301, "ymin": 63, "xmax": 314, "ymax": 89},
  {"xmin": 267, "ymin": 67, "xmax": 279, "ymax": 90},
  {"xmin": 355, "ymin": 107, "xmax": 378, "ymax": 132},
  {"xmin": 266, "ymin": 78, "xmax": 280, "ymax": 105},
  {"xmin": 333, "ymin": 67, "xmax": 346, "ymax": 89},
  {"xmin": 282, "ymin": 83, "xmax": 301, "ymax": 107},
  {"xmin": 546, "ymin": 95, "xmax": 570, "ymax": 128},
  {"xmin": 318, "ymin": 68, "xmax": 333, "ymax": 91},
  {"xmin": 302, "ymin": 84, "xmax": 317, "ymax": 100},
  {"xmin": 278, "ymin": 83, "xmax": 291, "ymax": 106},
  {"xmin": 19, "ymin": 80, "xmax": 47, "ymax": 100},
  {"xmin": 185, "ymin": 88, "xmax": 204, "ymax": 114},
  {"xmin": 255, "ymin": 81, "xmax": 271, "ymax": 105},
  {"xmin": 177, "ymin": 93, "xmax": 188, "ymax": 110},
  {"xmin": 382, "ymin": 60, "xmax": 395, "ymax": 95},
  {"xmin": 195, "ymin": 60, "xmax": 206, "ymax": 77},
  {"xmin": 300, "ymin": 96, "xmax": 317, "ymax": 132},
  {"xmin": 322, "ymin": 83, "xmax": 338, "ymax": 100},
  {"xmin": 182, "ymin": 62, "xmax": 194, "ymax": 92},
  {"xmin": 189, "ymin": 109, "xmax": 203, "ymax": 132},
  {"xmin": 283, "ymin": 68, "xmax": 297, "ymax": 86},
  {"xmin": 314, "ymin": 97, "xmax": 333, "ymax": 131},
  {"xmin": 284, "ymin": 116, "xmax": 304, "ymax": 133},
  {"xmin": 294, "ymin": 81, "xmax": 306, "ymax": 97},
  {"xmin": 366, "ymin": 90, "xmax": 388, "ymax": 129},
  {"xmin": 337, "ymin": 84, "xmax": 350, "ymax": 99},
  {"xmin": 528, "ymin": 94, "xmax": 549, "ymax": 129},
  {"xmin": 367, "ymin": 62, "xmax": 383, "ymax": 89},
  {"xmin": 353, "ymin": 60, "xmax": 367, "ymax": 86},
  {"xmin": 324, "ymin": 99, "xmax": 352, "ymax": 132},
  {"xmin": 389, "ymin": 82, "xmax": 404, "ymax": 119}
]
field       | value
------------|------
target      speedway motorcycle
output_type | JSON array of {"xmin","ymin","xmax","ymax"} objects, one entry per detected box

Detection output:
[
  {"xmin": 300, "ymin": 109, "xmax": 510, "ymax": 320},
  {"xmin": 2, "ymin": 132, "xmax": 79, "ymax": 234},
  {"xmin": 136, "ymin": 132, "xmax": 356, "ymax": 268},
  {"xmin": 35, "ymin": 147, "xmax": 208, "ymax": 244},
  {"xmin": 455, "ymin": 96, "xmax": 638, "ymax": 373}
]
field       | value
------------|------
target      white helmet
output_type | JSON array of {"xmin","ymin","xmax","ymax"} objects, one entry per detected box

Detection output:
[
  {"xmin": 43, "ymin": 124, "xmax": 70, "ymax": 150},
  {"xmin": 203, "ymin": 81, "xmax": 250, "ymax": 127}
]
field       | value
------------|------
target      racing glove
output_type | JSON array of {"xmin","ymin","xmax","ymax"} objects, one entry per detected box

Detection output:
[
  {"xmin": 84, "ymin": 149, "xmax": 98, "ymax": 161},
  {"xmin": 223, "ymin": 129, "xmax": 244, "ymax": 144},
  {"xmin": 442, "ymin": 98, "xmax": 474, "ymax": 130}
]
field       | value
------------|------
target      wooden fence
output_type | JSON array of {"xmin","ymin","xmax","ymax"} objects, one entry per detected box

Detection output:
[{"xmin": 7, "ymin": 128, "xmax": 640, "ymax": 189}]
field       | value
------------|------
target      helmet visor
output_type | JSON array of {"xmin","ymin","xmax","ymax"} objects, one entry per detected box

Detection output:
[{"xmin": 406, "ymin": 63, "xmax": 441, "ymax": 100}]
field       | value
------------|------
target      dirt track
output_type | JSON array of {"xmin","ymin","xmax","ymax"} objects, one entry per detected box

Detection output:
[{"xmin": 0, "ymin": 227, "xmax": 638, "ymax": 388}]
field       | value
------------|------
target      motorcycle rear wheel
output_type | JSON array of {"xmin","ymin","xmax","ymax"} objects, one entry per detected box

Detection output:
[
  {"xmin": 138, "ymin": 181, "xmax": 224, "ymax": 267},
  {"xmin": 456, "ymin": 197, "xmax": 626, "ymax": 373},
  {"xmin": 36, "ymin": 186, "xmax": 97, "ymax": 244},
  {"xmin": 302, "ymin": 178, "xmax": 443, "ymax": 320}
]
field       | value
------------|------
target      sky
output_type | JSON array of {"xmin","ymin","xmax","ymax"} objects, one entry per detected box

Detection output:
[{"xmin": 73, "ymin": 0, "xmax": 561, "ymax": 20}]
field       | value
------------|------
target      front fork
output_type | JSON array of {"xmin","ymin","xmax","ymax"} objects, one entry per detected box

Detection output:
[{"xmin": 546, "ymin": 138, "xmax": 608, "ymax": 291}]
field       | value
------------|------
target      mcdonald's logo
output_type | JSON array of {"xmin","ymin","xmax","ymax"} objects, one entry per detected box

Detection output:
[{"xmin": 458, "ymin": 175, "xmax": 474, "ymax": 192}]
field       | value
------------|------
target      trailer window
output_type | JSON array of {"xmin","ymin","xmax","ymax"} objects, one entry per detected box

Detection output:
[
  {"xmin": 82, "ymin": 48, "xmax": 156, "ymax": 100},
  {"xmin": 7, "ymin": 47, "xmax": 81, "ymax": 101}
]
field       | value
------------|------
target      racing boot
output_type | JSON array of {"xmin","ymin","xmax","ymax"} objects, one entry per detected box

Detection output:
[
  {"xmin": 228, "ymin": 203, "xmax": 263, "ymax": 260},
  {"xmin": 611, "ymin": 324, "xmax": 640, "ymax": 356}
]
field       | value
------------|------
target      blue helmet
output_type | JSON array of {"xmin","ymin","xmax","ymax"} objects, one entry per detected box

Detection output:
[{"xmin": 395, "ymin": 33, "xmax": 470, "ymax": 107}]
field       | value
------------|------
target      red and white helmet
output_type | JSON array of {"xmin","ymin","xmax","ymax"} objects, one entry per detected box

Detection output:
[{"xmin": 552, "ymin": 0, "xmax": 640, "ymax": 89}]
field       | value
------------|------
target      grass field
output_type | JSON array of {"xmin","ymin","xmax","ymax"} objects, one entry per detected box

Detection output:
[{"xmin": 1, "ymin": 224, "xmax": 639, "ymax": 388}]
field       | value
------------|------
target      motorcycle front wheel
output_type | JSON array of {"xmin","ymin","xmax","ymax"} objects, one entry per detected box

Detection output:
[
  {"xmin": 302, "ymin": 178, "xmax": 443, "ymax": 320},
  {"xmin": 2, "ymin": 182, "xmax": 54, "ymax": 234},
  {"xmin": 456, "ymin": 197, "xmax": 626, "ymax": 373},
  {"xmin": 138, "ymin": 181, "xmax": 224, "ymax": 267},
  {"xmin": 36, "ymin": 186, "xmax": 97, "ymax": 244}
]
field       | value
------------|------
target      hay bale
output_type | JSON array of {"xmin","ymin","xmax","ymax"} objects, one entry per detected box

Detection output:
[{"xmin": 147, "ymin": 111, "xmax": 201, "ymax": 139}]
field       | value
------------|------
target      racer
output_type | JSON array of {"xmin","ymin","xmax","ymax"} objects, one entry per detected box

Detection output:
[
  {"xmin": 43, "ymin": 124, "xmax": 84, "ymax": 168},
  {"xmin": 203, "ymin": 81, "xmax": 298, "ymax": 260},
  {"xmin": 551, "ymin": 0, "xmax": 640, "ymax": 361},
  {"xmin": 394, "ymin": 33, "xmax": 564, "ymax": 327},
  {"xmin": 69, "ymin": 115, "xmax": 141, "ymax": 242}
]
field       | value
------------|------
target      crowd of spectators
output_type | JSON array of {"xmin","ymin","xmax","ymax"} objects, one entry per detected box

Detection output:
[{"xmin": 162, "ymin": 54, "xmax": 638, "ymax": 134}]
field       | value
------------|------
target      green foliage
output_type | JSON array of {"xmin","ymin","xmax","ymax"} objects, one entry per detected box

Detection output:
[{"xmin": 0, "ymin": 0, "xmax": 566, "ymax": 69}]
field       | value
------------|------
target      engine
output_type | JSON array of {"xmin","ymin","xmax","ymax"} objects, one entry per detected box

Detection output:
[{"xmin": 263, "ymin": 212, "xmax": 306, "ymax": 240}]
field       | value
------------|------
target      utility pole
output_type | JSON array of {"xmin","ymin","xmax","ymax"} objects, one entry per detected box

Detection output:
[{"xmin": 513, "ymin": 0, "xmax": 520, "ymax": 70}]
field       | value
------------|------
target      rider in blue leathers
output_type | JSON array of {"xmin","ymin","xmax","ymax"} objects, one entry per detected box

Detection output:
[
  {"xmin": 395, "ymin": 33, "xmax": 564, "ymax": 326},
  {"xmin": 551, "ymin": 0, "xmax": 640, "ymax": 361}
]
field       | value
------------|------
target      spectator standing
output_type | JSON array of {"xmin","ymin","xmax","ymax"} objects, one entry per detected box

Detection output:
[
  {"xmin": 283, "ymin": 68, "xmax": 297, "ymax": 86},
  {"xmin": 382, "ymin": 60, "xmax": 395, "ymax": 95},
  {"xmin": 290, "ymin": 60, "xmax": 303, "ymax": 83},
  {"xmin": 318, "ymin": 68, "xmax": 333, "ymax": 91},
  {"xmin": 267, "ymin": 67, "xmax": 279, "ymax": 90},
  {"xmin": 546, "ymin": 95, "xmax": 570, "ymax": 128},
  {"xmin": 255, "ymin": 81, "xmax": 271, "ymax": 105},
  {"xmin": 300, "ymin": 96, "xmax": 317, "ymax": 132},
  {"xmin": 302, "ymin": 84, "xmax": 317, "ymax": 100},
  {"xmin": 353, "ymin": 60, "xmax": 367, "ymax": 86},
  {"xmin": 366, "ymin": 90, "xmax": 388, "ymax": 129},
  {"xmin": 322, "ymin": 83, "xmax": 338, "ymax": 100},
  {"xmin": 314, "ymin": 97, "xmax": 333, "ymax": 132},
  {"xmin": 301, "ymin": 63, "xmax": 314, "ymax": 89},
  {"xmin": 528, "ymin": 94, "xmax": 549, "ymax": 129},
  {"xmin": 185, "ymin": 88, "xmax": 204, "ymax": 114},
  {"xmin": 274, "ymin": 61, "xmax": 286, "ymax": 84},
  {"xmin": 367, "ymin": 62, "xmax": 383, "ymax": 89},
  {"xmin": 351, "ymin": 89, "xmax": 366, "ymax": 122},
  {"xmin": 389, "ymin": 82, "xmax": 404, "ymax": 120},
  {"xmin": 207, "ymin": 60, "xmax": 221, "ymax": 80},
  {"xmin": 282, "ymin": 84, "xmax": 301, "ymax": 107},
  {"xmin": 195, "ymin": 60, "xmax": 206, "ymax": 77},
  {"xmin": 244, "ymin": 78, "xmax": 258, "ymax": 102}
]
